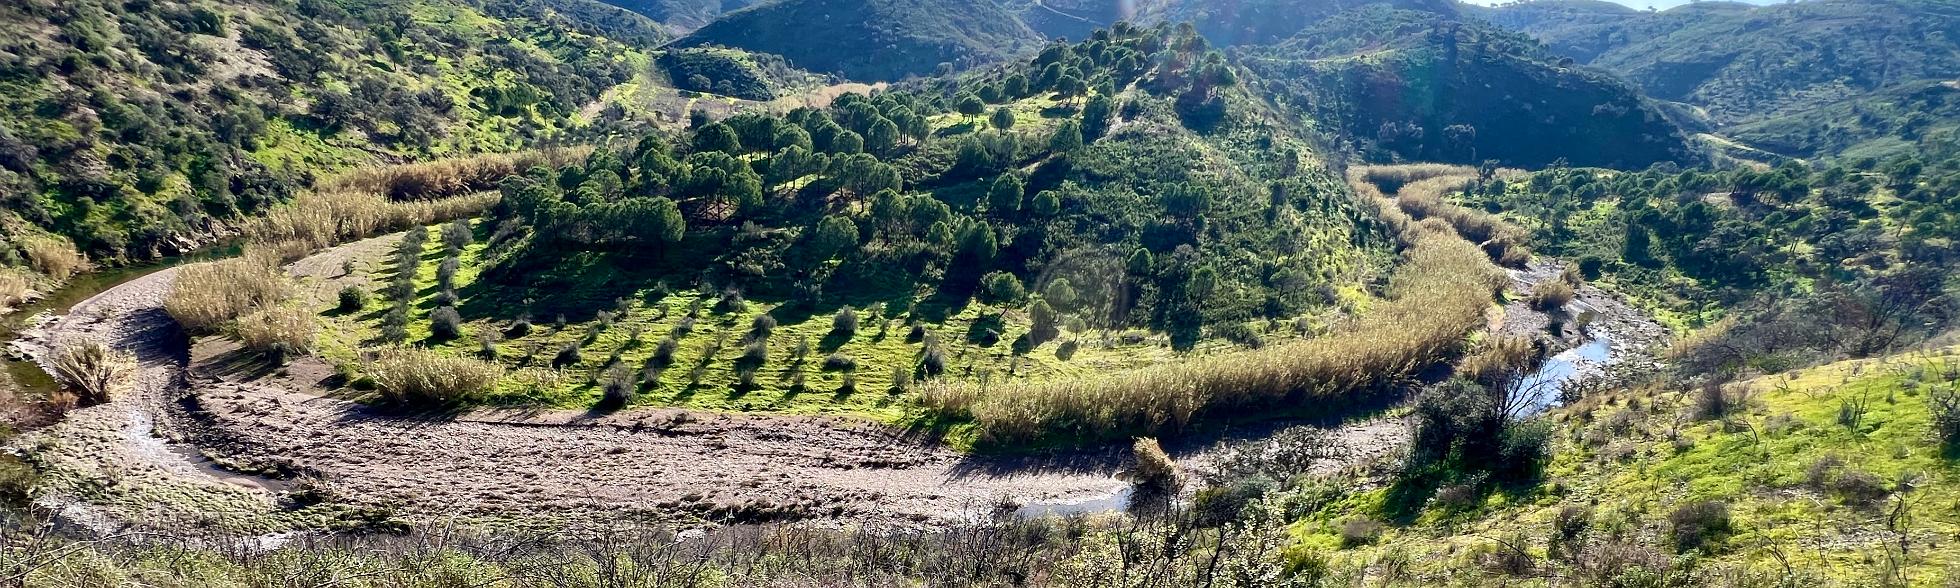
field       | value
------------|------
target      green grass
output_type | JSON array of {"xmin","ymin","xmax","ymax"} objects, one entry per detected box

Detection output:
[
  {"xmin": 1285, "ymin": 347, "xmax": 1960, "ymax": 584},
  {"xmin": 314, "ymin": 226, "xmax": 1265, "ymax": 422}
]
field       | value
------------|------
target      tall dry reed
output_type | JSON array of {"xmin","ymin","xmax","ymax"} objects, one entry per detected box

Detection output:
[
  {"xmin": 924, "ymin": 232, "xmax": 1505, "ymax": 447},
  {"xmin": 245, "ymin": 190, "xmax": 500, "ymax": 257},
  {"xmin": 48, "ymin": 336, "xmax": 135, "ymax": 405},
  {"xmin": 328, "ymin": 148, "xmax": 590, "ymax": 201},
  {"xmin": 368, "ymin": 347, "xmax": 504, "ymax": 405},
  {"xmin": 163, "ymin": 254, "xmax": 292, "ymax": 334}
]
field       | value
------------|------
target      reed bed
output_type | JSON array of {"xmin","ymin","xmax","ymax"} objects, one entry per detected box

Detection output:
[
  {"xmin": 368, "ymin": 347, "xmax": 504, "ymax": 405},
  {"xmin": 328, "ymin": 148, "xmax": 590, "ymax": 201},
  {"xmin": 1354, "ymin": 164, "xmax": 1477, "ymax": 194},
  {"xmin": 245, "ymin": 190, "xmax": 500, "ymax": 256},
  {"xmin": 924, "ymin": 231, "xmax": 1505, "ymax": 447},
  {"xmin": 1350, "ymin": 166, "xmax": 1532, "ymax": 266},
  {"xmin": 163, "ymin": 253, "xmax": 292, "ymax": 334}
]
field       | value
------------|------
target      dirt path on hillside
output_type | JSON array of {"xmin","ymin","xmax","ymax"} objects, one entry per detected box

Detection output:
[{"xmin": 12, "ymin": 235, "xmax": 1407, "ymax": 533}]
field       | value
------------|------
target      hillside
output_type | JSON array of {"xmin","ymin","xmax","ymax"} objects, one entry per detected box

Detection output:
[
  {"xmin": 594, "ymin": 0, "xmax": 756, "ymax": 32},
  {"xmin": 1003, "ymin": 0, "xmax": 1461, "ymax": 45},
  {"xmin": 671, "ymin": 0, "xmax": 1044, "ymax": 81},
  {"xmin": 1475, "ymin": 0, "xmax": 1960, "ymax": 158},
  {"xmin": 1239, "ymin": 7, "xmax": 1700, "ymax": 168},
  {"xmin": 0, "ymin": 0, "xmax": 660, "ymax": 280}
]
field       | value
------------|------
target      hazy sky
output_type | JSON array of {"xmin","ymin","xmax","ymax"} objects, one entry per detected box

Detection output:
[{"xmin": 1459, "ymin": 0, "xmax": 1783, "ymax": 9}]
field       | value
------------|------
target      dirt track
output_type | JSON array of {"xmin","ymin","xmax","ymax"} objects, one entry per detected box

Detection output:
[{"xmin": 12, "ymin": 234, "xmax": 1408, "ymax": 533}]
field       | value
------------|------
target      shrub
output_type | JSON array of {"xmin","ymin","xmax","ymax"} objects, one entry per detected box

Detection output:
[
  {"xmin": 891, "ymin": 363, "xmax": 912, "ymax": 393},
  {"xmin": 165, "ymin": 257, "xmax": 292, "ymax": 333},
  {"xmin": 506, "ymin": 316, "xmax": 532, "ymax": 338},
  {"xmin": 716, "ymin": 289, "xmax": 746, "ymax": 313},
  {"xmin": 831, "ymin": 306, "xmax": 859, "ymax": 336},
  {"xmin": 48, "ymin": 337, "xmax": 135, "ymax": 405},
  {"xmin": 921, "ymin": 342, "xmax": 947, "ymax": 376},
  {"xmin": 823, "ymin": 353, "xmax": 856, "ymax": 372},
  {"xmin": 1668, "ymin": 500, "xmax": 1731, "ymax": 552},
  {"xmin": 750, "ymin": 314, "xmax": 777, "ymax": 337},
  {"xmin": 601, "ymin": 364, "xmax": 636, "ymax": 408},
  {"xmin": 337, "ymin": 285, "xmax": 368, "ymax": 312},
  {"xmin": 232, "ymin": 306, "xmax": 318, "ymax": 357},
  {"xmin": 1529, "ymin": 280, "xmax": 1576, "ymax": 312},
  {"xmin": 978, "ymin": 271, "xmax": 1025, "ymax": 305},
  {"xmin": 1131, "ymin": 437, "xmax": 1182, "ymax": 493},
  {"xmin": 553, "ymin": 342, "xmax": 583, "ymax": 368},
  {"xmin": 368, "ymin": 347, "xmax": 502, "ymax": 405},
  {"xmin": 440, "ymin": 219, "xmax": 473, "ymax": 252},
  {"xmin": 430, "ymin": 306, "xmax": 464, "ymax": 340},
  {"xmin": 741, "ymin": 340, "xmax": 769, "ymax": 365},
  {"xmin": 1931, "ymin": 386, "xmax": 1960, "ymax": 451},
  {"xmin": 651, "ymin": 337, "xmax": 680, "ymax": 367},
  {"xmin": 1338, "ymin": 517, "xmax": 1385, "ymax": 548},
  {"xmin": 1826, "ymin": 468, "xmax": 1890, "ymax": 506},
  {"xmin": 476, "ymin": 328, "xmax": 503, "ymax": 359},
  {"xmin": 436, "ymin": 256, "xmax": 460, "ymax": 290}
]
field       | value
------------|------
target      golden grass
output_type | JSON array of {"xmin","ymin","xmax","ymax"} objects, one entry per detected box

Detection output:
[
  {"xmin": 244, "ymin": 190, "xmax": 500, "ymax": 257},
  {"xmin": 20, "ymin": 235, "xmax": 83, "ymax": 278},
  {"xmin": 1350, "ymin": 166, "xmax": 1532, "ymax": 267},
  {"xmin": 48, "ymin": 336, "xmax": 135, "ymax": 405},
  {"xmin": 1355, "ymin": 164, "xmax": 1477, "ymax": 194},
  {"xmin": 328, "ymin": 148, "xmax": 590, "ymax": 201},
  {"xmin": 368, "ymin": 347, "xmax": 504, "ymax": 405},
  {"xmin": 924, "ymin": 232, "xmax": 1505, "ymax": 447},
  {"xmin": 0, "ymin": 267, "xmax": 31, "ymax": 308},
  {"xmin": 163, "ymin": 255, "xmax": 292, "ymax": 334},
  {"xmin": 232, "ymin": 305, "xmax": 319, "ymax": 356}
]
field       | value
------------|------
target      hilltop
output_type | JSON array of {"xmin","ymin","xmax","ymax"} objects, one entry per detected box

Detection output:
[{"xmin": 671, "ymin": 0, "xmax": 1044, "ymax": 81}]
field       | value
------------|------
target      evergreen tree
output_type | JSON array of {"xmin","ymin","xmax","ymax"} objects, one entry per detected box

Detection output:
[{"xmin": 988, "ymin": 175, "xmax": 1024, "ymax": 214}]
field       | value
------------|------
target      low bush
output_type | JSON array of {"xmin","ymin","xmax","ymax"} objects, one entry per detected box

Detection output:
[
  {"xmin": 48, "ymin": 337, "xmax": 135, "ymax": 405},
  {"xmin": 553, "ymin": 342, "xmax": 584, "ymax": 368},
  {"xmin": 750, "ymin": 314, "xmax": 777, "ymax": 338},
  {"xmin": 831, "ymin": 306, "xmax": 859, "ymax": 336},
  {"xmin": 368, "ymin": 347, "xmax": 502, "ymax": 405},
  {"xmin": 1338, "ymin": 516, "xmax": 1385, "ymax": 548},
  {"xmin": 1530, "ymin": 280, "xmax": 1576, "ymax": 312},
  {"xmin": 232, "ymin": 306, "xmax": 318, "ymax": 357},
  {"xmin": 651, "ymin": 337, "xmax": 680, "ymax": 367},
  {"xmin": 1931, "ymin": 386, "xmax": 1960, "ymax": 452},
  {"xmin": 337, "ymin": 285, "xmax": 368, "ymax": 312},
  {"xmin": 430, "ymin": 306, "xmax": 464, "ymax": 341},
  {"xmin": 601, "ymin": 364, "xmax": 636, "ymax": 408},
  {"xmin": 979, "ymin": 272, "xmax": 1025, "ymax": 305},
  {"xmin": 165, "ymin": 257, "xmax": 292, "ymax": 333},
  {"xmin": 1667, "ymin": 500, "xmax": 1731, "ymax": 552},
  {"xmin": 823, "ymin": 353, "xmax": 856, "ymax": 372},
  {"xmin": 0, "ymin": 268, "xmax": 31, "ymax": 308}
]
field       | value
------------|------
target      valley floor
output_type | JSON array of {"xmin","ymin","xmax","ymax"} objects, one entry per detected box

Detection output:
[{"xmin": 10, "ymin": 234, "xmax": 1412, "ymax": 534}]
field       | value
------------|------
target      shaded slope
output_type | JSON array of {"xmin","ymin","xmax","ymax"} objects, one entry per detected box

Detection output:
[
  {"xmin": 671, "ymin": 0, "xmax": 1043, "ymax": 81},
  {"xmin": 1240, "ymin": 7, "xmax": 1699, "ymax": 168}
]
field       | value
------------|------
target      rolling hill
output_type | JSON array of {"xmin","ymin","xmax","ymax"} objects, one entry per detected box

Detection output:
[
  {"xmin": 1240, "ymin": 7, "xmax": 1700, "ymax": 168},
  {"xmin": 671, "ymin": 0, "xmax": 1044, "ymax": 81},
  {"xmin": 1473, "ymin": 0, "xmax": 1960, "ymax": 158},
  {"xmin": 0, "ymin": 0, "xmax": 662, "ymax": 266}
]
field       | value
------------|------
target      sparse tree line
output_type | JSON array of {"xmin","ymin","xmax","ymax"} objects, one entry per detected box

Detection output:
[{"xmin": 1455, "ymin": 145, "xmax": 1958, "ymax": 380}]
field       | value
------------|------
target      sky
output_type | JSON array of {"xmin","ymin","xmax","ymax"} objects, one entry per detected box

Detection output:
[{"xmin": 1457, "ymin": 0, "xmax": 1783, "ymax": 9}]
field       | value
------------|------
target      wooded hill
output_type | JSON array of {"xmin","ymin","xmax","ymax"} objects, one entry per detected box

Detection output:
[{"xmin": 1471, "ymin": 0, "xmax": 1960, "ymax": 158}]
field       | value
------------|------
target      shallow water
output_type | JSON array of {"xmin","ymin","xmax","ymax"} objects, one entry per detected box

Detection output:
[
  {"xmin": 1518, "ymin": 332, "xmax": 1614, "ymax": 415},
  {"xmin": 1015, "ymin": 484, "xmax": 1134, "ymax": 518}
]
